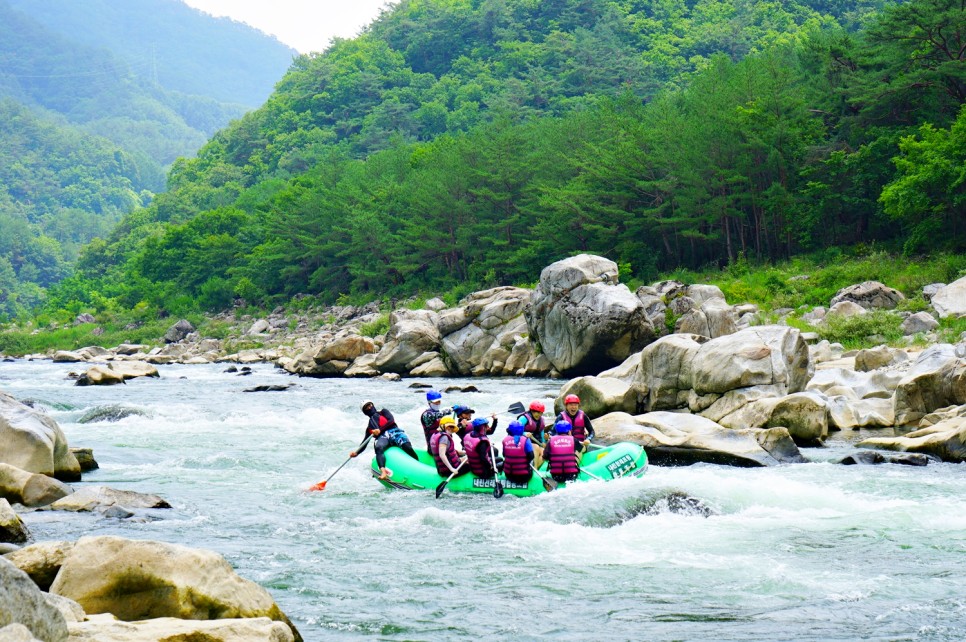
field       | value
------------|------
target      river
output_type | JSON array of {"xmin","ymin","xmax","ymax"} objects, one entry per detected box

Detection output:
[{"xmin": 2, "ymin": 359, "xmax": 965, "ymax": 641}]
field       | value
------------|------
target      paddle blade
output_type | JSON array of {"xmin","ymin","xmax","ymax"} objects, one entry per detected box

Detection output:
[
  {"xmin": 507, "ymin": 401, "xmax": 526, "ymax": 416},
  {"xmin": 435, "ymin": 480, "xmax": 448, "ymax": 498},
  {"xmin": 540, "ymin": 477, "xmax": 554, "ymax": 492},
  {"xmin": 308, "ymin": 481, "xmax": 327, "ymax": 492},
  {"xmin": 493, "ymin": 481, "xmax": 504, "ymax": 499}
]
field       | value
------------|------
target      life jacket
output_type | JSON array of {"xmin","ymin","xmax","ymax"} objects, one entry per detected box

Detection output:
[
  {"xmin": 430, "ymin": 431, "xmax": 461, "ymax": 476},
  {"xmin": 368, "ymin": 410, "xmax": 397, "ymax": 436},
  {"xmin": 557, "ymin": 410, "xmax": 588, "ymax": 442},
  {"xmin": 547, "ymin": 434, "xmax": 579, "ymax": 477},
  {"xmin": 519, "ymin": 412, "xmax": 546, "ymax": 442},
  {"xmin": 463, "ymin": 432, "xmax": 493, "ymax": 477},
  {"xmin": 502, "ymin": 435, "xmax": 531, "ymax": 479}
]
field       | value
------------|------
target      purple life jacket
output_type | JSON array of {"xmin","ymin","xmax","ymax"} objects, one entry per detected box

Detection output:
[
  {"xmin": 557, "ymin": 410, "xmax": 588, "ymax": 442},
  {"xmin": 430, "ymin": 431, "xmax": 461, "ymax": 476},
  {"xmin": 502, "ymin": 435, "xmax": 531, "ymax": 479},
  {"xmin": 547, "ymin": 434, "xmax": 579, "ymax": 477}
]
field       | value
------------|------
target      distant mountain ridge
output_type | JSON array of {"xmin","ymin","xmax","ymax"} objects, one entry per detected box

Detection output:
[{"xmin": 7, "ymin": 0, "xmax": 296, "ymax": 108}]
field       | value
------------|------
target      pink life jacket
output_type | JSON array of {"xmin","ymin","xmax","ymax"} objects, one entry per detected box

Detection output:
[
  {"xmin": 502, "ymin": 435, "xmax": 531, "ymax": 479},
  {"xmin": 558, "ymin": 410, "xmax": 588, "ymax": 442},
  {"xmin": 519, "ymin": 412, "xmax": 547, "ymax": 442},
  {"xmin": 430, "ymin": 431, "xmax": 461, "ymax": 476},
  {"xmin": 547, "ymin": 434, "xmax": 579, "ymax": 477},
  {"xmin": 462, "ymin": 431, "xmax": 492, "ymax": 477}
]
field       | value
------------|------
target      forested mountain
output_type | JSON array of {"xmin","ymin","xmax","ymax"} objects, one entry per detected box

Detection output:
[
  {"xmin": 0, "ymin": 0, "xmax": 297, "ymax": 317},
  {"xmin": 7, "ymin": 0, "xmax": 296, "ymax": 107},
  {"xmin": 32, "ymin": 0, "xmax": 966, "ymax": 320}
]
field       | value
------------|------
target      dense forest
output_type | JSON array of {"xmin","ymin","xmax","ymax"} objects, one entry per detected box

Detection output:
[
  {"xmin": 0, "ymin": 0, "xmax": 296, "ymax": 318},
  {"xmin": 14, "ymin": 0, "xmax": 966, "ymax": 322}
]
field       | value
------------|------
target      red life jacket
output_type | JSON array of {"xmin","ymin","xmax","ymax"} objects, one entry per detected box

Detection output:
[
  {"xmin": 463, "ymin": 432, "xmax": 494, "ymax": 477},
  {"xmin": 368, "ymin": 410, "xmax": 397, "ymax": 436},
  {"xmin": 557, "ymin": 410, "xmax": 588, "ymax": 442},
  {"xmin": 430, "ymin": 431, "xmax": 462, "ymax": 476},
  {"xmin": 502, "ymin": 435, "xmax": 531, "ymax": 479},
  {"xmin": 547, "ymin": 434, "xmax": 579, "ymax": 477}
]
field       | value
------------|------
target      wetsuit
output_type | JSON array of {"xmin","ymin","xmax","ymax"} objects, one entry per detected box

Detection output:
[{"xmin": 356, "ymin": 408, "xmax": 418, "ymax": 469}]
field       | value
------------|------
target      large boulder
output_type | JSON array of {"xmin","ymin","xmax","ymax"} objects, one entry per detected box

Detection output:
[
  {"xmin": 0, "ymin": 556, "xmax": 68, "ymax": 642},
  {"xmin": 441, "ymin": 287, "xmax": 533, "ymax": 376},
  {"xmin": 858, "ymin": 416, "xmax": 966, "ymax": 462},
  {"xmin": 806, "ymin": 366, "xmax": 904, "ymax": 400},
  {"xmin": 931, "ymin": 276, "xmax": 966, "ymax": 319},
  {"xmin": 526, "ymin": 254, "xmax": 655, "ymax": 374},
  {"xmin": 892, "ymin": 344, "xmax": 966, "ymax": 425},
  {"xmin": 74, "ymin": 366, "xmax": 125, "ymax": 386},
  {"xmin": 556, "ymin": 376, "xmax": 642, "ymax": 416},
  {"xmin": 0, "ymin": 463, "xmax": 72, "ymax": 507},
  {"xmin": 636, "ymin": 334, "xmax": 708, "ymax": 410},
  {"xmin": 3, "ymin": 540, "xmax": 74, "ymax": 591},
  {"xmin": 594, "ymin": 411, "xmax": 805, "ymax": 467},
  {"xmin": 67, "ymin": 613, "xmax": 295, "ymax": 641},
  {"xmin": 373, "ymin": 310, "xmax": 440, "ymax": 373},
  {"xmin": 49, "ymin": 536, "xmax": 301, "ymax": 641},
  {"xmin": 704, "ymin": 391, "xmax": 829, "ymax": 444},
  {"xmin": 830, "ymin": 281, "xmax": 905, "ymax": 310},
  {"xmin": 0, "ymin": 498, "xmax": 29, "ymax": 543},
  {"xmin": 0, "ymin": 392, "xmax": 80, "ymax": 481},
  {"xmin": 105, "ymin": 362, "xmax": 160, "ymax": 381},
  {"xmin": 313, "ymin": 333, "xmax": 376, "ymax": 364},
  {"xmin": 162, "ymin": 319, "xmax": 195, "ymax": 344},
  {"xmin": 689, "ymin": 326, "xmax": 812, "ymax": 396}
]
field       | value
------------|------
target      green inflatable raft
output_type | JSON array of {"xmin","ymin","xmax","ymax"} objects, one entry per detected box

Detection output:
[{"xmin": 370, "ymin": 442, "xmax": 648, "ymax": 496}]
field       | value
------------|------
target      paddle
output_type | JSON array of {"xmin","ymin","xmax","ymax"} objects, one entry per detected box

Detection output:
[
  {"xmin": 435, "ymin": 458, "xmax": 468, "ymax": 498},
  {"xmin": 530, "ymin": 462, "xmax": 557, "ymax": 491},
  {"xmin": 507, "ymin": 401, "xmax": 526, "ymax": 416},
  {"xmin": 487, "ymin": 436, "xmax": 505, "ymax": 498},
  {"xmin": 309, "ymin": 435, "xmax": 371, "ymax": 492}
]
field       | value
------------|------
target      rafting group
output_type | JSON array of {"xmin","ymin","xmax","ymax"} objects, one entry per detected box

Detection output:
[{"xmin": 331, "ymin": 393, "xmax": 647, "ymax": 497}]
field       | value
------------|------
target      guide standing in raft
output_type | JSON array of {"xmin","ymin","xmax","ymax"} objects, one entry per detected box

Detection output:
[{"xmin": 351, "ymin": 400, "xmax": 419, "ymax": 480}]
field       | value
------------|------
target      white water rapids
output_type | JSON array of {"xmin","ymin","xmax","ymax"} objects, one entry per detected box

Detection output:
[{"xmin": 3, "ymin": 360, "xmax": 965, "ymax": 641}]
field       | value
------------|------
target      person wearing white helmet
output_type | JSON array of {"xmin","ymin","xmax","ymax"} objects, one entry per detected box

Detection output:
[{"xmin": 351, "ymin": 400, "xmax": 418, "ymax": 480}]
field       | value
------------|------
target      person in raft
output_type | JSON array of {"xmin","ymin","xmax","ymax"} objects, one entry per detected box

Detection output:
[
  {"xmin": 420, "ymin": 390, "xmax": 446, "ymax": 452},
  {"xmin": 452, "ymin": 404, "xmax": 475, "ymax": 441},
  {"xmin": 350, "ymin": 400, "xmax": 419, "ymax": 480},
  {"xmin": 463, "ymin": 416, "xmax": 502, "ymax": 479},
  {"xmin": 543, "ymin": 420, "xmax": 580, "ymax": 483},
  {"xmin": 555, "ymin": 394, "xmax": 595, "ymax": 453},
  {"xmin": 431, "ymin": 416, "xmax": 469, "ymax": 478},
  {"xmin": 501, "ymin": 420, "xmax": 534, "ymax": 485},
  {"xmin": 518, "ymin": 400, "xmax": 548, "ymax": 444},
  {"xmin": 517, "ymin": 400, "xmax": 548, "ymax": 467}
]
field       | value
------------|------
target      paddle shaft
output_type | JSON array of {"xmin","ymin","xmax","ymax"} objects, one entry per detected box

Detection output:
[
  {"xmin": 435, "ymin": 457, "xmax": 468, "ymax": 498},
  {"xmin": 530, "ymin": 462, "xmax": 557, "ymax": 491},
  {"xmin": 312, "ymin": 434, "xmax": 372, "ymax": 490}
]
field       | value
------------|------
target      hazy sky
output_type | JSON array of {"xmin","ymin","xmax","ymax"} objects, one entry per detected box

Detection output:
[{"xmin": 181, "ymin": 0, "xmax": 393, "ymax": 53}]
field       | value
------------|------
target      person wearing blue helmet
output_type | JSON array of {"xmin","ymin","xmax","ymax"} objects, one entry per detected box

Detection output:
[
  {"xmin": 420, "ymin": 390, "xmax": 446, "ymax": 452},
  {"xmin": 543, "ymin": 419, "xmax": 579, "ymax": 483},
  {"xmin": 502, "ymin": 420, "xmax": 534, "ymax": 484},
  {"xmin": 463, "ymin": 416, "xmax": 502, "ymax": 479}
]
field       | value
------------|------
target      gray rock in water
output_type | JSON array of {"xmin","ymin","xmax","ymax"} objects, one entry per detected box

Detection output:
[{"xmin": 77, "ymin": 405, "xmax": 146, "ymax": 424}]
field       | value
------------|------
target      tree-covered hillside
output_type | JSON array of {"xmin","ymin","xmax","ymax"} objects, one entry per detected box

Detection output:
[
  {"xmin": 0, "ymin": 100, "xmax": 151, "ymax": 316},
  {"xmin": 7, "ymin": 0, "xmax": 296, "ymax": 108},
  {"xmin": 31, "ymin": 0, "xmax": 966, "ymax": 321}
]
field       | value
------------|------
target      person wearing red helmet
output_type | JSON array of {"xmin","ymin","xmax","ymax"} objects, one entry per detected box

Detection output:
[
  {"xmin": 517, "ymin": 400, "xmax": 548, "ymax": 467},
  {"xmin": 555, "ymin": 393, "xmax": 595, "ymax": 452}
]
